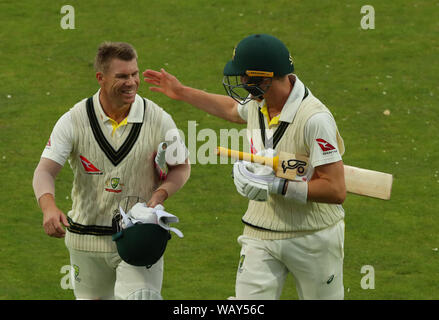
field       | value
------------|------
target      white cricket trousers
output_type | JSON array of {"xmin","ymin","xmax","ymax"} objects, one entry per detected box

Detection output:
[
  {"xmin": 235, "ymin": 220, "xmax": 345, "ymax": 300},
  {"xmin": 67, "ymin": 248, "xmax": 163, "ymax": 300}
]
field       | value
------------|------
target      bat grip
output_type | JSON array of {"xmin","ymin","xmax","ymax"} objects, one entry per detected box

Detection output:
[{"xmin": 216, "ymin": 147, "xmax": 278, "ymax": 169}]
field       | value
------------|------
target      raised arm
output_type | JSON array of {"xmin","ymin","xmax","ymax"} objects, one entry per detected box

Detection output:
[{"xmin": 143, "ymin": 68, "xmax": 245, "ymax": 124}]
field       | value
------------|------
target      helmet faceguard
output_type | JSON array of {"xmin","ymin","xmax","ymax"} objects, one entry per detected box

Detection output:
[{"xmin": 223, "ymin": 71, "xmax": 273, "ymax": 105}]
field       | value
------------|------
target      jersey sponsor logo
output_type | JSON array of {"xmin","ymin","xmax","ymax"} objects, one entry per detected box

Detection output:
[
  {"xmin": 79, "ymin": 155, "xmax": 103, "ymax": 175},
  {"xmin": 316, "ymin": 138, "xmax": 336, "ymax": 151},
  {"xmin": 46, "ymin": 137, "xmax": 51, "ymax": 148},
  {"xmin": 316, "ymin": 138, "xmax": 338, "ymax": 155}
]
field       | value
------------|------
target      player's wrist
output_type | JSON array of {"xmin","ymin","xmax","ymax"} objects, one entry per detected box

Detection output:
[
  {"xmin": 38, "ymin": 193, "xmax": 57, "ymax": 211},
  {"xmin": 177, "ymin": 85, "xmax": 195, "ymax": 102},
  {"xmin": 147, "ymin": 189, "xmax": 169, "ymax": 207},
  {"xmin": 283, "ymin": 180, "xmax": 308, "ymax": 204},
  {"xmin": 154, "ymin": 188, "xmax": 169, "ymax": 201},
  {"xmin": 269, "ymin": 177, "xmax": 287, "ymax": 195}
]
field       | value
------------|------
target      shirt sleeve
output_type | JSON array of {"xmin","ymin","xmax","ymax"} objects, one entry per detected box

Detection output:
[
  {"xmin": 41, "ymin": 111, "xmax": 74, "ymax": 166},
  {"xmin": 237, "ymin": 103, "xmax": 248, "ymax": 122},
  {"xmin": 160, "ymin": 111, "xmax": 189, "ymax": 165},
  {"xmin": 304, "ymin": 112, "xmax": 342, "ymax": 168}
]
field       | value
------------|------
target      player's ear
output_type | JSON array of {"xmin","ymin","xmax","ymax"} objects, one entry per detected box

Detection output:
[
  {"xmin": 261, "ymin": 77, "xmax": 273, "ymax": 91},
  {"xmin": 96, "ymin": 72, "xmax": 104, "ymax": 84}
]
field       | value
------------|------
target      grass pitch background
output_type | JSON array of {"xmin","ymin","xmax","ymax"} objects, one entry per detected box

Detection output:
[{"xmin": 0, "ymin": 0, "xmax": 438, "ymax": 299}]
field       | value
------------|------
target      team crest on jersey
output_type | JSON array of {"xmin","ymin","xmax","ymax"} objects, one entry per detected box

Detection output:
[
  {"xmin": 79, "ymin": 155, "xmax": 103, "ymax": 175},
  {"xmin": 111, "ymin": 178, "xmax": 120, "ymax": 189},
  {"xmin": 105, "ymin": 177, "xmax": 123, "ymax": 193},
  {"xmin": 238, "ymin": 255, "xmax": 245, "ymax": 273},
  {"xmin": 73, "ymin": 264, "xmax": 81, "ymax": 282}
]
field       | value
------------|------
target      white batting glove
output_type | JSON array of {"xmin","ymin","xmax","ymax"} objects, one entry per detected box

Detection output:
[
  {"xmin": 128, "ymin": 203, "xmax": 158, "ymax": 224},
  {"xmin": 251, "ymin": 149, "xmax": 308, "ymax": 204},
  {"xmin": 232, "ymin": 161, "xmax": 287, "ymax": 201},
  {"xmin": 255, "ymin": 148, "xmax": 277, "ymax": 158}
]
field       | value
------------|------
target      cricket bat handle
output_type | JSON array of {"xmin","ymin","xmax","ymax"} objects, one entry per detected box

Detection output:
[{"xmin": 216, "ymin": 147, "xmax": 279, "ymax": 170}]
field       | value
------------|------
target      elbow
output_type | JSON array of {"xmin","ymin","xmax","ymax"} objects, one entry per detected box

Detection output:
[
  {"xmin": 185, "ymin": 162, "xmax": 191, "ymax": 179},
  {"xmin": 185, "ymin": 158, "xmax": 191, "ymax": 172},
  {"xmin": 231, "ymin": 116, "xmax": 247, "ymax": 124},
  {"xmin": 334, "ymin": 185, "xmax": 347, "ymax": 204},
  {"xmin": 335, "ymin": 192, "xmax": 346, "ymax": 205},
  {"xmin": 180, "ymin": 161, "xmax": 191, "ymax": 185}
]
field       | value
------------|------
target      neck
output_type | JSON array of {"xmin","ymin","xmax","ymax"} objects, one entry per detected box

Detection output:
[
  {"xmin": 265, "ymin": 75, "xmax": 295, "ymax": 114},
  {"xmin": 99, "ymin": 91, "xmax": 131, "ymax": 123}
]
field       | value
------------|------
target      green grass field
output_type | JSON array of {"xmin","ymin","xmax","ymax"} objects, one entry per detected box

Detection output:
[{"xmin": 0, "ymin": 0, "xmax": 438, "ymax": 300}]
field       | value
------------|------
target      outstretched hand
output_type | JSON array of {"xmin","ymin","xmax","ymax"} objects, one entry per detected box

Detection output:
[{"xmin": 143, "ymin": 68, "xmax": 184, "ymax": 101}]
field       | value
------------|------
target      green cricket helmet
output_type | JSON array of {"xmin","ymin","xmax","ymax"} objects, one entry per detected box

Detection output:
[
  {"xmin": 223, "ymin": 34, "xmax": 294, "ymax": 104},
  {"xmin": 112, "ymin": 223, "xmax": 171, "ymax": 267},
  {"xmin": 111, "ymin": 197, "xmax": 171, "ymax": 268}
]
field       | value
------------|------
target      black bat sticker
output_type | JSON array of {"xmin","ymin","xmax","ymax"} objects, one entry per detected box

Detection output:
[{"xmin": 281, "ymin": 159, "xmax": 307, "ymax": 175}]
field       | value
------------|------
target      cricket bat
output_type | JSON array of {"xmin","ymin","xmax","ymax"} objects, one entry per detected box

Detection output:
[
  {"xmin": 154, "ymin": 142, "xmax": 168, "ymax": 180},
  {"xmin": 216, "ymin": 146, "xmax": 393, "ymax": 200}
]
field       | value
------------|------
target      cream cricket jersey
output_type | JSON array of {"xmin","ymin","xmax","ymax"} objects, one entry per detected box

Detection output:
[
  {"xmin": 237, "ymin": 75, "xmax": 346, "ymax": 239},
  {"xmin": 43, "ymin": 89, "xmax": 186, "ymax": 167},
  {"xmin": 42, "ymin": 91, "xmax": 185, "ymax": 252}
]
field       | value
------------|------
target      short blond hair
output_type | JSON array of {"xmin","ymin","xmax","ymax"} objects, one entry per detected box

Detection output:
[{"xmin": 94, "ymin": 42, "xmax": 138, "ymax": 73}]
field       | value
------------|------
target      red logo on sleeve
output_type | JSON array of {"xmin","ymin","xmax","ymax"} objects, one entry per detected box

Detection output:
[
  {"xmin": 250, "ymin": 138, "xmax": 258, "ymax": 154},
  {"xmin": 80, "ymin": 155, "xmax": 103, "ymax": 175},
  {"xmin": 316, "ymin": 139, "xmax": 336, "ymax": 152}
]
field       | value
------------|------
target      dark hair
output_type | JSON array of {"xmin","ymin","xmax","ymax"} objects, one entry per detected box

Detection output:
[{"xmin": 94, "ymin": 42, "xmax": 138, "ymax": 73}]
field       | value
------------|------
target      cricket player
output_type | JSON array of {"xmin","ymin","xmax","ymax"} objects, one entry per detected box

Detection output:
[
  {"xmin": 32, "ymin": 42, "xmax": 190, "ymax": 300},
  {"xmin": 143, "ymin": 34, "xmax": 346, "ymax": 299}
]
